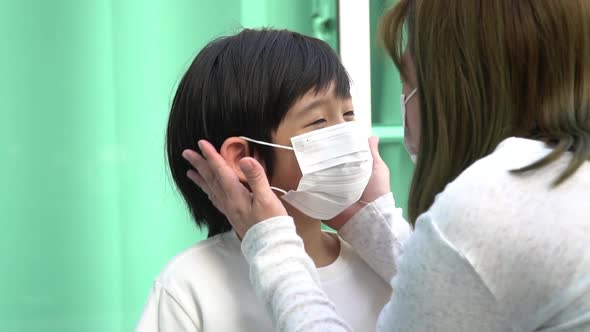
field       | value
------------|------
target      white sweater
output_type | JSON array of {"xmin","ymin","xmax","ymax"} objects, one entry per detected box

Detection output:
[
  {"xmin": 240, "ymin": 137, "xmax": 590, "ymax": 332},
  {"xmin": 135, "ymin": 208, "xmax": 403, "ymax": 331}
]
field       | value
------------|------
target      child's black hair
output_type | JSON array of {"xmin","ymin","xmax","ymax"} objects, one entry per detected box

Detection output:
[{"xmin": 166, "ymin": 28, "xmax": 350, "ymax": 237}]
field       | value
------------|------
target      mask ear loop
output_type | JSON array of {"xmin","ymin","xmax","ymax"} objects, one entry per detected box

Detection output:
[
  {"xmin": 405, "ymin": 88, "xmax": 418, "ymax": 102},
  {"xmin": 239, "ymin": 136, "xmax": 294, "ymax": 151},
  {"xmin": 270, "ymin": 187, "xmax": 287, "ymax": 195},
  {"xmin": 239, "ymin": 136, "xmax": 292, "ymax": 195},
  {"xmin": 401, "ymin": 88, "xmax": 418, "ymax": 125}
]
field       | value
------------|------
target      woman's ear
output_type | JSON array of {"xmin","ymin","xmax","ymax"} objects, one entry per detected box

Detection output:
[{"xmin": 220, "ymin": 137, "xmax": 266, "ymax": 183}]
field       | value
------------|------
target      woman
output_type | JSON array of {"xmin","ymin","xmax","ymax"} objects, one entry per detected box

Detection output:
[{"xmin": 183, "ymin": 0, "xmax": 590, "ymax": 331}]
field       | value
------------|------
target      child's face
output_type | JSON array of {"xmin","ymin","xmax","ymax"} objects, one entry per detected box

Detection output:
[{"xmin": 269, "ymin": 82, "xmax": 355, "ymax": 196}]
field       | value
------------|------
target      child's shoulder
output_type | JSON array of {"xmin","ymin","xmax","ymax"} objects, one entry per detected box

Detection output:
[{"xmin": 156, "ymin": 231, "xmax": 245, "ymax": 286}]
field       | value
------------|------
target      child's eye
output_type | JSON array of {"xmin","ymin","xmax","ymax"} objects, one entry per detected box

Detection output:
[
  {"xmin": 307, "ymin": 118, "xmax": 327, "ymax": 127},
  {"xmin": 344, "ymin": 110, "xmax": 355, "ymax": 117}
]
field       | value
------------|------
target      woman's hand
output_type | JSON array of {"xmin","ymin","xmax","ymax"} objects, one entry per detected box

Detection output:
[
  {"xmin": 323, "ymin": 136, "xmax": 391, "ymax": 230},
  {"xmin": 182, "ymin": 140, "xmax": 287, "ymax": 238}
]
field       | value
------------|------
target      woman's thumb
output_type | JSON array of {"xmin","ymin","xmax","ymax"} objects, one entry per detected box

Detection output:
[
  {"xmin": 239, "ymin": 157, "xmax": 272, "ymax": 196},
  {"xmin": 369, "ymin": 136, "xmax": 384, "ymax": 163}
]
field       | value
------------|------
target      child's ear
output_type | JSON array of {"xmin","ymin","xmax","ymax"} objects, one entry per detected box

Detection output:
[{"xmin": 220, "ymin": 137, "xmax": 266, "ymax": 182}]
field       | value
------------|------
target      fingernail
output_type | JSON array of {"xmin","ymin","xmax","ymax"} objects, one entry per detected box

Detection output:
[
  {"xmin": 240, "ymin": 159, "xmax": 253, "ymax": 172},
  {"xmin": 182, "ymin": 150, "xmax": 189, "ymax": 159},
  {"xmin": 198, "ymin": 140, "xmax": 204, "ymax": 150}
]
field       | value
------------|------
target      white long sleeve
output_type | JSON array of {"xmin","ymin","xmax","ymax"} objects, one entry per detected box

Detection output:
[
  {"xmin": 241, "ymin": 216, "xmax": 353, "ymax": 332},
  {"xmin": 240, "ymin": 138, "xmax": 590, "ymax": 332},
  {"xmin": 241, "ymin": 203, "xmax": 512, "ymax": 332},
  {"xmin": 241, "ymin": 193, "xmax": 404, "ymax": 332},
  {"xmin": 338, "ymin": 193, "xmax": 411, "ymax": 283}
]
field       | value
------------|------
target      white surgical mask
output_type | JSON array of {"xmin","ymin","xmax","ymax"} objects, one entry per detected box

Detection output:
[
  {"xmin": 401, "ymin": 88, "xmax": 418, "ymax": 163},
  {"xmin": 240, "ymin": 121, "xmax": 372, "ymax": 220}
]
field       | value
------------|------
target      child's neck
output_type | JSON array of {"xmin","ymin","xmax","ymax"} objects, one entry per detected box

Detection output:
[{"xmin": 288, "ymin": 207, "xmax": 340, "ymax": 268}]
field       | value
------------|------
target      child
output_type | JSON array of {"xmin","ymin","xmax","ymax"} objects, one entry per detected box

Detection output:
[{"xmin": 136, "ymin": 28, "xmax": 392, "ymax": 332}]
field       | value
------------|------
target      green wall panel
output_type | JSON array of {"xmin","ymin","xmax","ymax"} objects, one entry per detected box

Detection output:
[
  {"xmin": 0, "ymin": 1, "xmax": 323, "ymax": 331},
  {"xmin": 1, "ymin": 1, "xmax": 123, "ymax": 331},
  {"xmin": 1, "ymin": 1, "xmax": 411, "ymax": 331},
  {"xmin": 370, "ymin": 0, "xmax": 402, "ymax": 126},
  {"xmin": 370, "ymin": 0, "xmax": 413, "ymax": 216}
]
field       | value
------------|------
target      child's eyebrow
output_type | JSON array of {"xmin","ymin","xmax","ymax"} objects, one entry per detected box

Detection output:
[{"xmin": 296, "ymin": 99, "xmax": 329, "ymax": 115}]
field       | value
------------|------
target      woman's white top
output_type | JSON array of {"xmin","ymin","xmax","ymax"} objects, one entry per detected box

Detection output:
[{"xmin": 240, "ymin": 138, "xmax": 590, "ymax": 332}]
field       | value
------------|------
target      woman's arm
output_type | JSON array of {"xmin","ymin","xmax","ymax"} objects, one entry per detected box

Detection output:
[
  {"xmin": 338, "ymin": 192, "xmax": 411, "ymax": 283},
  {"xmin": 241, "ymin": 216, "xmax": 352, "ymax": 332},
  {"xmin": 239, "ymin": 192, "xmax": 412, "ymax": 331},
  {"xmin": 241, "ymin": 212, "xmax": 510, "ymax": 332}
]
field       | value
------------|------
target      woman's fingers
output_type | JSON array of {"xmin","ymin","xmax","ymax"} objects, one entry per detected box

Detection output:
[
  {"xmin": 240, "ymin": 157, "xmax": 288, "ymax": 221},
  {"xmin": 197, "ymin": 140, "xmax": 231, "ymax": 175},
  {"xmin": 182, "ymin": 140, "xmax": 287, "ymax": 238},
  {"xmin": 184, "ymin": 140, "xmax": 254, "ymax": 215},
  {"xmin": 182, "ymin": 148, "xmax": 213, "ymax": 183},
  {"xmin": 197, "ymin": 140, "xmax": 254, "ymax": 206},
  {"xmin": 239, "ymin": 158, "xmax": 271, "ymax": 199},
  {"xmin": 187, "ymin": 169, "xmax": 207, "ymax": 192},
  {"xmin": 187, "ymin": 165, "xmax": 228, "ymax": 214}
]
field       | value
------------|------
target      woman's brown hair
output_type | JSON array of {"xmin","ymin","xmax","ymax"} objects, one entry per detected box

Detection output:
[{"xmin": 381, "ymin": 0, "xmax": 590, "ymax": 225}]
